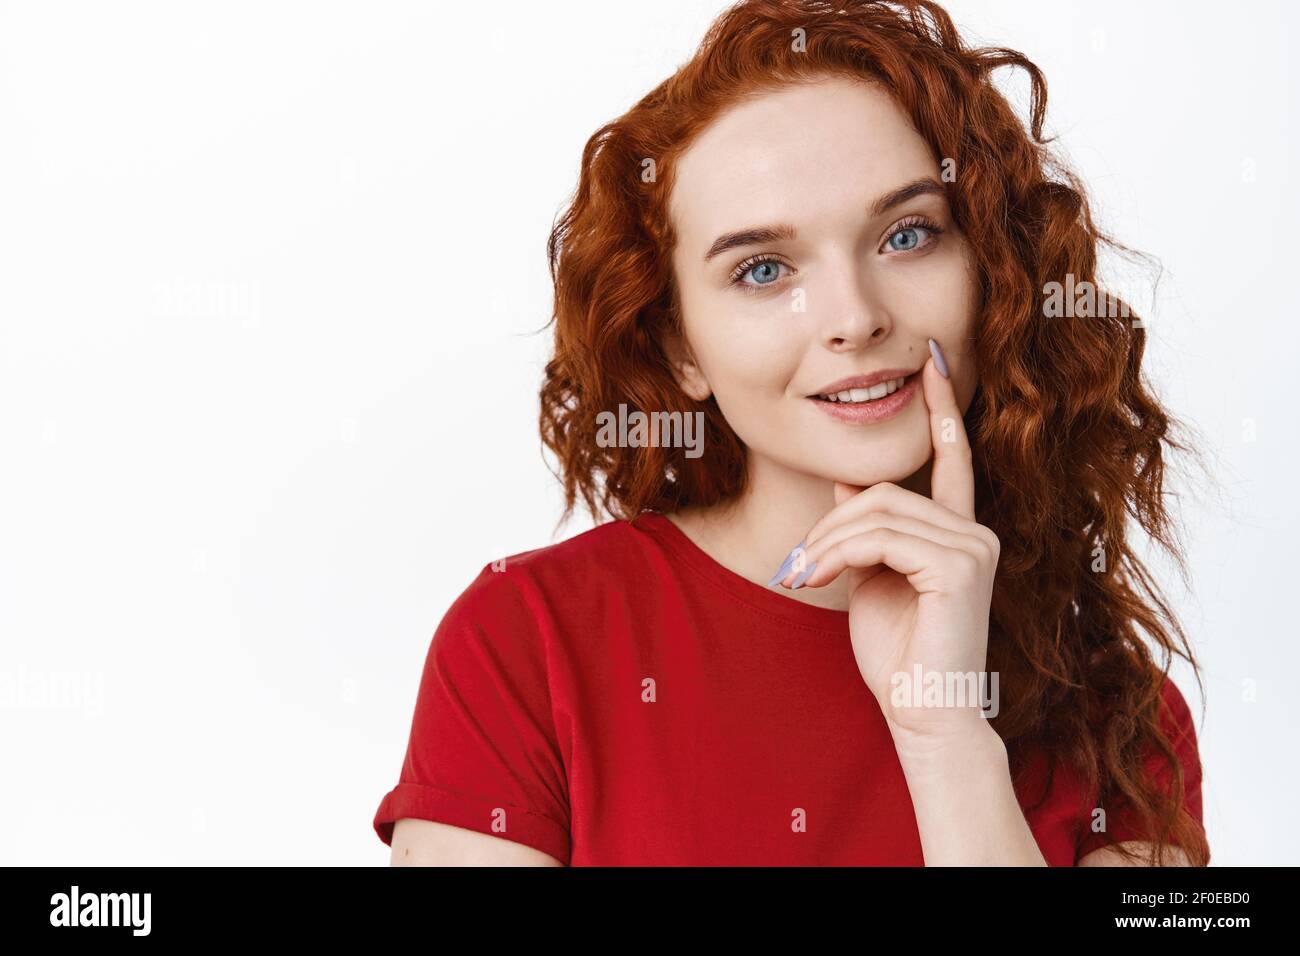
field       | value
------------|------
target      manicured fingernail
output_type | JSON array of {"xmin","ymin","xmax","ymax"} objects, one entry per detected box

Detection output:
[
  {"xmin": 766, "ymin": 540, "xmax": 806, "ymax": 587},
  {"xmin": 790, "ymin": 561, "xmax": 817, "ymax": 590},
  {"xmin": 928, "ymin": 338, "xmax": 949, "ymax": 379}
]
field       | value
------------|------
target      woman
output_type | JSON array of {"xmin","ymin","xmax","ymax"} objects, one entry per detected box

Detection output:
[{"xmin": 373, "ymin": 0, "xmax": 1209, "ymax": 866}]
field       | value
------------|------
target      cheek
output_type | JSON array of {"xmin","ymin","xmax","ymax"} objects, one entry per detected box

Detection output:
[
  {"xmin": 881, "ymin": 255, "xmax": 978, "ymax": 373},
  {"xmin": 682, "ymin": 305, "xmax": 801, "ymax": 395},
  {"xmin": 930, "ymin": 285, "xmax": 980, "ymax": 413},
  {"xmin": 882, "ymin": 257, "xmax": 975, "ymax": 336}
]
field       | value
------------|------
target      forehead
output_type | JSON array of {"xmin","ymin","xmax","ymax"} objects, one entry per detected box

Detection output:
[{"xmin": 668, "ymin": 76, "xmax": 939, "ymax": 254}]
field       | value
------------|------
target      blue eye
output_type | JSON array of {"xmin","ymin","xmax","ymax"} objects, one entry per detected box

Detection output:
[
  {"xmin": 883, "ymin": 216, "xmax": 944, "ymax": 254},
  {"xmin": 729, "ymin": 256, "xmax": 791, "ymax": 292},
  {"xmin": 888, "ymin": 227, "xmax": 926, "ymax": 251}
]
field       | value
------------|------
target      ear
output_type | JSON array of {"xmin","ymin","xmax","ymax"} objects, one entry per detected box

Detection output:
[{"xmin": 662, "ymin": 328, "xmax": 712, "ymax": 403}]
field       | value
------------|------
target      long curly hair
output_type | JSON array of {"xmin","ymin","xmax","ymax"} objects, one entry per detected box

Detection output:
[{"xmin": 539, "ymin": 0, "xmax": 1208, "ymax": 865}]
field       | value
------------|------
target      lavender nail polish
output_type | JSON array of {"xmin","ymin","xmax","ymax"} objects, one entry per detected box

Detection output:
[
  {"xmin": 928, "ymin": 338, "xmax": 949, "ymax": 379},
  {"xmin": 790, "ymin": 561, "xmax": 817, "ymax": 590},
  {"xmin": 766, "ymin": 540, "xmax": 806, "ymax": 587}
]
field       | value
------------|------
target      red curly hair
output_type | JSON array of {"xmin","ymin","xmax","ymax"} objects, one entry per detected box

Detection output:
[{"xmin": 539, "ymin": 0, "xmax": 1208, "ymax": 865}]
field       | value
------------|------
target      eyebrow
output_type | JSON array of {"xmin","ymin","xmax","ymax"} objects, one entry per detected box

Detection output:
[{"xmin": 702, "ymin": 176, "xmax": 948, "ymax": 262}]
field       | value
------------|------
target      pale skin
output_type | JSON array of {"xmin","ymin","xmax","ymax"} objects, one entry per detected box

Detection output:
[
  {"xmin": 390, "ymin": 72, "xmax": 1187, "ymax": 866},
  {"xmin": 390, "ymin": 819, "xmax": 562, "ymax": 866},
  {"xmin": 768, "ymin": 353, "xmax": 1186, "ymax": 866}
]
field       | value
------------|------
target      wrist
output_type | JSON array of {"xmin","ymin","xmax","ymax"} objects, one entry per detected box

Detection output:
[{"xmin": 888, "ymin": 712, "xmax": 1005, "ymax": 772}]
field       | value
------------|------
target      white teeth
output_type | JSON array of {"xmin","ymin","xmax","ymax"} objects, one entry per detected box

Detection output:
[{"xmin": 818, "ymin": 377, "xmax": 906, "ymax": 403}]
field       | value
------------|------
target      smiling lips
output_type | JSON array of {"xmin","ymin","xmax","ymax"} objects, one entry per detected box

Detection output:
[
  {"xmin": 814, "ymin": 376, "xmax": 909, "ymax": 402},
  {"xmin": 807, "ymin": 368, "xmax": 922, "ymax": 424},
  {"xmin": 809, "ymin": 367, "xmax": 918, "ymax": 398}
]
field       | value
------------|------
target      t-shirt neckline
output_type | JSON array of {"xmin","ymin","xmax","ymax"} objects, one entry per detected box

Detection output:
[{"xmin": 630, "ymin": 510, "xmax": 851, "ymax": 634}]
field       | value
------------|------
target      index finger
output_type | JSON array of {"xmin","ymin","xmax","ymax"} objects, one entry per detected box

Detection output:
[{"xmin": 924, "ymin": 337, "xmax": 975, "ymax": 519}]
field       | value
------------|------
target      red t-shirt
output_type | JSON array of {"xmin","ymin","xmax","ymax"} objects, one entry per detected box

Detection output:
[{"xmin": 373, "ymin": 511, "xmax": 1207, "ymax": 865}]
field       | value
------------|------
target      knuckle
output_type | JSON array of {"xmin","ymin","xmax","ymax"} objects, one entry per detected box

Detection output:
[
  {"xmin": 867, "ymin": 482, "xmax": 900, "ymax": 502},
  {"xmin": 952, "ymin": 552, "xmax": 982, "ymax": 581},
  {"xmin": 869, "ymin": 526, "xmax": 897, "ymax": 542},
  {"xmin": 861, "ymin": 510, "xmax": 891, "ymax": 530},
  {"xmin": 978, "ymin": 525, "xmax": 1000, "ymax": 553}
]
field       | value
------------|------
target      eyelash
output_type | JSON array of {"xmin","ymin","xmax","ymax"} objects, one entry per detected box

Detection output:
[{"xmin": 727, "ymin": 214, "xmax": 946, "ymax": 293}]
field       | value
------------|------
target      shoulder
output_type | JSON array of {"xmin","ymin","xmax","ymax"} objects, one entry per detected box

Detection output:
[
  {"xmin": 1114, "ymin": 672, "xmax": 1205, "ymax": 802},
  {"xmin": 1152, "ymin": 674, "xmax": 1200, "ymax": 749},
  {"xmin": 1071, "ymin": 671, "xmax": 1205, "ymax": 810},
  {"xmin": 436, "ymin": 516, "xmax": 652, "ymax": 634},
  {"xmin": 483, "ymin": 515, "xmax": 656, "ymax": 580},
  {"xmin": 1084, "ymin": 671, "xmax": 1198, "ymax": 736},
  {"xmin": 416, "ymin": 518, "xmax": 656, "ymax": 700}
]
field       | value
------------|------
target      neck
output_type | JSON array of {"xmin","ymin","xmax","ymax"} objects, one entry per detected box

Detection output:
[{"xmin": 667, "ymin": 454, "xmax": 934, "ymax": 613}]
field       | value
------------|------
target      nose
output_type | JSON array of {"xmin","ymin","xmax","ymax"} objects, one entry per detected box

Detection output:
[{"xmin": 815, "ymin": 267, "xmax": 892, "ymax": 352}]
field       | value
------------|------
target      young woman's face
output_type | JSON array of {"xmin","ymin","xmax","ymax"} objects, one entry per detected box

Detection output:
[{"xmin": 666, "ymin": 74, "xmax": 980, "ymax": 488}]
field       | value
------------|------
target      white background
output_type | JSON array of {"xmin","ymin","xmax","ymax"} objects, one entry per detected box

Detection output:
[{"xmin": 0, "ymin": 0, "xmax": 1294, "ymax": 865}]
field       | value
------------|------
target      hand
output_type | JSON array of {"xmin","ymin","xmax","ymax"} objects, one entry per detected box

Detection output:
[{"xmin": 775, "ymin": 344, "xmax": 1000, "ymax": 742}]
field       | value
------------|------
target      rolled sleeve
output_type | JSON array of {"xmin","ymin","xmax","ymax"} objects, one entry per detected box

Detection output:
[{"xmin": 373, "ymin": 565, "xmax": 572, "ymax": 864}]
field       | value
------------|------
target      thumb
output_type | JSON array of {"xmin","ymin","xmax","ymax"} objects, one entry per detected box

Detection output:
[{"xmin": 833, "ymin": 480, "xmax": 864, "ymax": 506}]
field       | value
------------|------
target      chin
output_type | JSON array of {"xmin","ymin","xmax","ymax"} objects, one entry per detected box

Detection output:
[
  {"xmin": 813, "ymin": 433, "xmax": 932, "ymax": 489},
  {"xmin": 758, "ymin": 425, "xmax": 932, "ymax": 488},
  {"xmin": 836, "ymin": 462, "xmax": 925, "ymax": 488}
]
